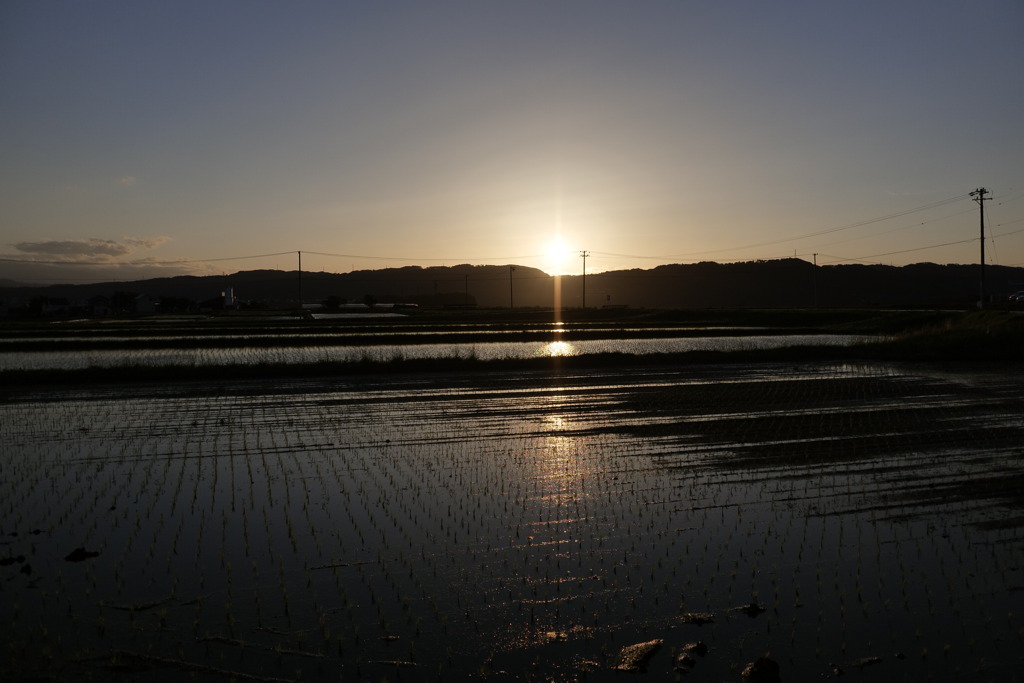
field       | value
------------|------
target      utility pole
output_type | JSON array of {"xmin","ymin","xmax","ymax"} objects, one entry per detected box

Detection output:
[
  {"xmin": 971, "ymin": 188, "xmax": 991, "ymax": 308},
  {"xmin": 812, "ymin": 253, "xmax": 818, "ymax": 308},
  {"xmin": 509, "ymin": 265, "xmax": 515, "ymax": 309},
  {"xmin": 580, "ymin": 250, "xmax": 590, "ymax": 309},
  {"xmin": 297, "ymin": 250, "xmax": 302, "ymax": 310}
]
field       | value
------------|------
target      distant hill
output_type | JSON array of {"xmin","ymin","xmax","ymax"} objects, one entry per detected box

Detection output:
[
  {"xmin": 586, "ymin": 260, "xmax": 1024, "ymax": 309},
  {"xmin": 3, "ymin": 260, "xmax": 1024, "ymax": 312}
]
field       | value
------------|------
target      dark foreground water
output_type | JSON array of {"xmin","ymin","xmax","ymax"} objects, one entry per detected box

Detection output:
[{"xmin": 2, "ymin": 362, "xmax": 1023, "ymax": 681}]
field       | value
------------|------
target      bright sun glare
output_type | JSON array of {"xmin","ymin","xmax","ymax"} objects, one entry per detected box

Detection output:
[{"xmin": 543, "ymin": 238, "xmax": 575, "ymax": 275}]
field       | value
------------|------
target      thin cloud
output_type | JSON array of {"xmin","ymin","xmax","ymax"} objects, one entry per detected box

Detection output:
[
  {"xmin": 11, "ymin": 236, "xmax": 171, "ymax": 262},
  {"xmin": 14, "ymin": 238, "xmax": 131, "ymax": 260},
  {"xmin": 124, "ymin": 236, "xmax": 171, "ymax": 249},
  {"xmin": 116, "ymin": 176, "xmax": 137, "ymax": 186}
]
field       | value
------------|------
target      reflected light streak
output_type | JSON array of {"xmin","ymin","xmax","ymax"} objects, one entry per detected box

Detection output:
[
  {"xmin": 552, "ymin": 275, "xmax": 562, "ymax": 326},
  {"xmin": 532, "ymin": 393, "xmax": 597, "ymax": 506},
  {"xmin": 543, "ymin": 414, "xmax": 567, "ymax": 430},
  {"xmin": 503, "ymin": 393, "xmax": 606, "ymax": 655},
  {"xmin": 537, "ymin": 340, "xmax": 577, "ymax": 358}
]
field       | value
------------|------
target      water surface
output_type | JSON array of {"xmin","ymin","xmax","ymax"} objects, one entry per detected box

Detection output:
[
  {"xmin": 2, "ymin": 363, "xmax": 1022, "ymax": 680},
  {"xmin": 0, "ymin": 334, "xmax": 870, "ymax": 371}
]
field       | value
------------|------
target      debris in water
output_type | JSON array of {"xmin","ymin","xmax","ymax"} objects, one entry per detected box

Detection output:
[
  {"xmin": 676, "ymin": 640, "xmax": 709, "ymax": 670},
  {"xmin": 65, "ymin": 547, "xmax": 100, "ymax": 562},
  {"xmin": 111, "ymin": 597, "xmax": 174, "ymax": 612},
  {"xmin": 854, "ymin": 656, "xmax": 883, "ymax": 668},
  {"xmin": 742, "ymin": 656, "xmax": 780, "ymax": 682},
  {"xmin": 828, "ymin": 654, "xmax": 885, "ymax": 677},
  {"xmin": 680, "ymin": 612, "xmax": 715, "ymax": 625},
  {"xmin": 675, "ymin": 653, "xmax": 697, "ymax": 670},
  {"xmin": 611, "ymin": 639, "xmax": 664, "ymax": 672},
  {"xmin": 734, "ymin": 602, "xmax": 767, "ymax": 617}
]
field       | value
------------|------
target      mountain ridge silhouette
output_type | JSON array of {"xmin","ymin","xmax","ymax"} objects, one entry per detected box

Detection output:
[{"xmin": 3, "ymin": 259, "xmax": 1024, "ymax": 311}]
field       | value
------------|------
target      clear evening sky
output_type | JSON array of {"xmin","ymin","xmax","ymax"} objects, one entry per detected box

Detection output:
[{"xmin": 2, "ymin": 1, "xmax": 1023, "ymax": 284}]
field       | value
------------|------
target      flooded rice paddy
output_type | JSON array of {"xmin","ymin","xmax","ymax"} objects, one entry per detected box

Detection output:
[
  {"xmin": 0, "ymin": 335, "xmax": 867, "ymax": 371},
  {"xmin": 2, "ymin": 362, "xmax": 1024, "ymax": 681}
]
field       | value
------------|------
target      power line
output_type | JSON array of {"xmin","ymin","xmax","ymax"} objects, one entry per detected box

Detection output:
[
  {"xmin": 0, "ymin": 250, "xmax": 544, "ymax": 268},
  {"xmin": 818, "ymin": 191, "xmax": 1024, "ymax": 276},
  {"xmin": 661, "ymin": 193, "xmax": 973, "ymax": 259},
  {"xmin": 190, "ymin": 251, "xmax": 297, "ymax": 263},
  {"xmin": 599, "ymin": 206, "xmax": 980, "ymax": 265},
  {"xmin": 305, "ymin": 250, "xmax": 541, "ymax": 263},
  {"xmin": 808, "ymin": 207, "xmax": 976, "ymax": 250},
  {"xmin": 993, "ymin": 217, "xmax": 1024, "ymax": 231},
  {"xmin": 590, "ymin": 250, "xmax": 665, "ymax": 261},
  {"xmin": 3, "ymin": 192, "xmax": 1020, "ymax": 273},
  {"xmin": 819, "ymin": 236, "xmax": 979, "ymax": 264},
  {"xmin": 589, "ymin": 193, "xmax": 977, "ymax": 263}
]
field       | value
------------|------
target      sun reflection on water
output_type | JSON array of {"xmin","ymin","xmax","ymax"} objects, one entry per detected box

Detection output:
[
  {"xmin": 543, "ymin": 414, "xmax": 567, "ymax": 430},
  {"xmin": 498, "ymin": 396, "xmax": 608, "ymax": 657},
  {"xmin": 538, "ymin": 340, "xmax": 577, "ymax": 357}
]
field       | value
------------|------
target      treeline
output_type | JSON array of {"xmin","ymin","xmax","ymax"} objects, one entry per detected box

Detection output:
[{"xmin": 3, "ymin": 260, "xmax": 1024, "ymax": 314}]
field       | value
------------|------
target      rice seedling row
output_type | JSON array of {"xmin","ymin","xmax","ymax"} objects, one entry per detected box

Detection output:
[{"xmin": 2, "ymin": 362, "xmax": 1023, "ymax": 680}]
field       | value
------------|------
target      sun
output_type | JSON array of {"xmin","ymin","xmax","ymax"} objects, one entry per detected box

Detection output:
[{"xmin": 543, "ymin": 237, "xmax": 576, "ymax": 275}]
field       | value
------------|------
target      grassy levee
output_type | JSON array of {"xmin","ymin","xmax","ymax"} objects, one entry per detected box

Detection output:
[
  {"xmin": 2, "ymin": 308, "xmax": 1021, "ymax": 387},
  {"xmin": 854, "ymin": 309, "xmax": 1024, "ymax": 359}
]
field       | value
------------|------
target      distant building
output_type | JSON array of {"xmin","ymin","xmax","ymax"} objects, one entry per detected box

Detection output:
[
  {"xmin": 134, "ymin": 294, "xmax": 156, "ymax": 315},
  {"xmin": 200, "ymin": 287, "xmax": 238, "ymax": 312},
  {"xmin": 41, "ymin": 297, "xmax": 71, "ymax": 315},
  {"xmin": 88, "ymin": 295, "xmax": 112, "ymax": 316}
]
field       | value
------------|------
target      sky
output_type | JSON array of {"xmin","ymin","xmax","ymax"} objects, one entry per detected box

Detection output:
[{"xmin": 2, "ymin": 1, "xmax": 1023, "ymax": 284}]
